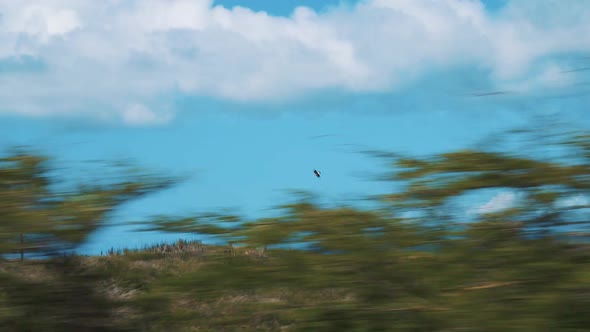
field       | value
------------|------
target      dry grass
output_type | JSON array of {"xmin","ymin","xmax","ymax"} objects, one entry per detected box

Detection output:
[{"xmin": 3, "ymin": 237, "xmax": 588, "ymax": 332}]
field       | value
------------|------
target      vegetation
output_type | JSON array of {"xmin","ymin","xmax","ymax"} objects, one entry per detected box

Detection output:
[{"xmin": 0, "ymin": 129, "xmax": 588, "ymax": 331}]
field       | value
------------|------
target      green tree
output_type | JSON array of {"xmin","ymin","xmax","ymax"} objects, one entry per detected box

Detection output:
[
  {"xmin": 0, "ymin": 149, "xmax": 179, "ymax": 332},
  {"xmin": 0, "ymin": 149, "xmax": 177, "ymax": 259}
]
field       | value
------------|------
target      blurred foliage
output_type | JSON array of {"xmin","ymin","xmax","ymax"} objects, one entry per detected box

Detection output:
[
  {"xmin": 0, "ymin": 149, "xmax": 178, "ymax": 258},
  {"xmin": 1, "ymin": 130, "xmax": 589, "ymax": 331}
]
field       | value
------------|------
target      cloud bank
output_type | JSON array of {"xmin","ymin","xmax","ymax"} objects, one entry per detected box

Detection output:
[{"xmin": 0, "ymin": 0, "xmax": 589, "ymax": 124}]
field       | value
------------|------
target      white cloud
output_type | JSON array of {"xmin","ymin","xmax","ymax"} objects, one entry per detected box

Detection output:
[
  {"xmin": 556, "ymin": 195, "xmax": 590, "ymax": 208},
  {"xmin": 121, "ymin": 103, "xmax": 174, "ymax": 126},
  {"xmin": 0, "ymin": 0, "xmax": 589, "ymax": 124},
  {"xmin": 1, "ymin": 4, "xmax": 82, "ymax": 42},
  {"xmin": 475, "ymin": 191, "xmax": 517, "ymax": 214}
]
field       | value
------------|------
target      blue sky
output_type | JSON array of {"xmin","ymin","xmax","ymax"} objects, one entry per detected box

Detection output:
[{"xmin": 0, "ymin": 0, "xmax": 589, "ymax": 254}]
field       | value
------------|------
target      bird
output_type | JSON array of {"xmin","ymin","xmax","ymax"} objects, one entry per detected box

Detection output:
[{"xmin": 313, "ymin": 169, "xmax": 321, "ymax": 178}]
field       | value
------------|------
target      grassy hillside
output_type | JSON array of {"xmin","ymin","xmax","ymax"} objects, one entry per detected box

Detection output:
[{"xmin": 1, "ymin": 236, "xmax": 588, "ymax": 331}]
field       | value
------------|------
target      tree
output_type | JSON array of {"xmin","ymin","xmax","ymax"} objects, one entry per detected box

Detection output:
[
  {"xmin": 0, "ymin": 149, "xmax": 178, "ymax": 259},
  {"xmin": 0, "ymin": 149, "xmax": 180, "ymax": 332}
]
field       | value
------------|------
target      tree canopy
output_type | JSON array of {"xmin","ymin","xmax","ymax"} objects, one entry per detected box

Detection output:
[{"xmin": 0, "ymin": 149, "xmax": 178, "ymax": 258}]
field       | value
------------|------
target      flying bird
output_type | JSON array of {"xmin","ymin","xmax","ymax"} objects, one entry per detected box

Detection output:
[{"xmin": 313, "ymin": 169, "xmax": 321, "ymax": 178}]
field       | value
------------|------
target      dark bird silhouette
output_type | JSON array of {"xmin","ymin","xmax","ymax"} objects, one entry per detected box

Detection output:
[{"xmin": 313, "ymin": 169, "xmax": 321, "ymax": 178}]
